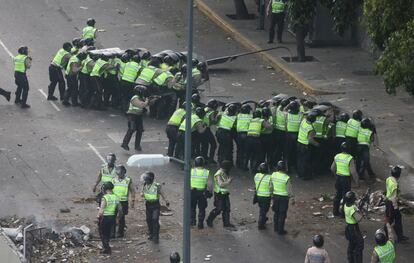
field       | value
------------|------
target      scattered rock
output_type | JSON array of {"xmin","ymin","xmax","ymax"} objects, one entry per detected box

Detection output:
[{"xmin": 59, "ymin": 208, "xmax": 71, "ymax": 213}]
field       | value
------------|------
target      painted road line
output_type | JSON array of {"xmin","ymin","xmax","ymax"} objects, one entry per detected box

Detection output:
[
  {"xmin": 87, "ymin": 143, "xmax": 106, "ymax": 163},
  {"xmin": 0, "ymin": 38, "xmax": 14, "ymax": 58},
  {"xmin": 38, "ymin": 89, "xmax": 61, "ymax": 112}
]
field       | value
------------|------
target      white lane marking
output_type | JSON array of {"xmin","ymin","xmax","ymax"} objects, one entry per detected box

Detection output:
[
  {"xmin": 0, "ymin": 38, "xmax": 14, "ymax": 58},
  {"xmin": 38, "ymin": 89, "xmax": 61, "ymax": 112},
  {"xmin": 87, "ymin": 143, "xmax": 106, "ymax": 163}
]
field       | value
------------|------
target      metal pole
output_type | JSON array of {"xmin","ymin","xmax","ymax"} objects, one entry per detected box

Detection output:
[{"xmin": 184, "ymin": 0, "xmax": 194, "ymax": 262}]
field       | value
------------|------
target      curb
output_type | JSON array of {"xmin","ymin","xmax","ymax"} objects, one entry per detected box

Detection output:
[{"xmin": 195, "ymin": 0, "xmax": 335, "ymax": 96}]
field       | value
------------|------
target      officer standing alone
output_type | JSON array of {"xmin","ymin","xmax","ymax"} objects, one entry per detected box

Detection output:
[
  {"xmin": 267, "ymin": 0, "xmax": 286, "ymax": 44},
  {"xmin": 13, "ymin": 46, "xmax": 32, "ymax": 108}
]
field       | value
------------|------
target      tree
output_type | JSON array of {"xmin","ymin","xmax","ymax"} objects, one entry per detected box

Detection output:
[{"xmin": 324, "ymin": 0, "xmax": 363, "ymax": 36}]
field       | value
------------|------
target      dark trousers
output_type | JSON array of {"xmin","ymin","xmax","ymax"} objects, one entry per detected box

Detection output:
[
  {"xmin": 385, "ymin": 200, "xmax": 404, "ymax": 240},
  {"xmin": 356, "ymin": 145, "xmax": 374, "ymax": 178},
  {"xmin": 269, "ymin": 12, "xmax": 285, "ymax": 43},
  {"xmin": 236, "ymin": 132, "xmax": 248, "ymax": 169},
  {"xmin": 284, "ymin": 132, "xmax": 298, "ymax": 170},
  {"xmin": 120, "ymin": 80, "xmax": 135, "ymax": 112},
  {"xmin": 272, "ymin": 195, "xmax": 289, "ymax": 233},
  {"xmin": 345, "ymin": 224, "xmax": 364, "ymax": 263},
  {"xmin": 64, "ymin": 74, "xmax": 79, "ymax": 104},
  {"xmin": 312, "ymin": 138, "xmax": 329, "ymax": 174},
  {"xmin": 14, "ymin": 72, "xmax": 29, "ymax": 104},
  {"xmin": 257, "ymin": 196, "xmax": 271, "ymax": 228},
  {"xmin": 116, "ymin": 201, "xmax": 129, "ymax": 236},
  {"xmin": 146, "ymin": 201, "xmax": 160, "ymax": 240},
  {"xmin": 122, "ymin": 114, "xmax": 144, "ymax": 149},
  {"xmin": 207, "ymin": 193, "xmax": 231, "ymax": 226},
  {"xmin": 201, "ymin": 127, "xmax": 217, "ymax": 162},
  {"xmin": 166, "ymin": 125, "xmax": 179, "ymax": 157},
  {"xmin": 333, "ymin": 175, "xmax": 351, "ymax": 216},
  {"xmin": 79, "ymin": 73, "xmax": 91, "ymax": 106},
  {"xmin": 0, "ymin": 88, "xmax": 10, "ymax": 100},
  {"xmin": 48, "ymin": 64, "xmax": 65, "ymax": 99},
  {"xmin": 274, "ymin": 130, "xmax": 285, "ymax": 165},
  {"xmin": 103, "ymin": 74, "xmax": 118, "ymax": 107},
  {"xmin": 216, "ymin": 129, "xmax": 233, "ymax": 164},
  {"xmin": 261, "ymin": 133, "xmax": 274, "ymax": 164},
  {"xmin": 247, "ymin": 136, "xmax": 263, "ymax": 174},
  {"xmin": 90, "ymin": 76, "xmax": 104, "ymax": 109},
  {"xmin": 297, "ymin": 143, "xmax": 312, "ymax": 179},
  {"xmin": 191, "ymin": 189, "xmax": 208, "ymax": 226},
  {"xmin": 345, "ymin": 137, "xmax": 358, "ymax": 158},
  {"xmin": 99, "ymin": 215, "xmax": 115, "ymax": 253}
]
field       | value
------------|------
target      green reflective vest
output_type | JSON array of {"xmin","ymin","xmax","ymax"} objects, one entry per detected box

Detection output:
[
  {"xmin": 344, "ymin": 204, "xmax": 357, "ymax": 224},
  {"xmin": 236, "ymin": 113, "xmax": 252, "ymax": 132},
  {"xmin": 107, "ymin": 59, "xmax": 117, "ymax": 75},
  {"xmin": 334, "ymin": 153, "xmax": 353, "ymax": 176},
  {"xmin": 357, "ymin": 127, "xmax": 372, "ymax": 146},
  {"xmin": 275, "ymin": 106, "xmax": 286, "ymax": 131},
  {"xmin": 144, "ymin": 182, "xmax": 159, "ymax": 201},
  {"xmin": 179, "ymin": 114, "xmax": 202, "ymax": 132},
  {"xmin": 218, "ymin": 114, "xmax": 236, "ymax": 130},
  {"xmin": 153, "ymin": 71, "xmax": 173, "ymax": 86},
  {"xmin": 168, "ymin": 108, "xmax": 186, "ymax": 126},
  {"xmin": 53, "ymin": 48, "xmax": 69, "ymax": 68},
  {"xmin": 140, "ymin": 59, "xmax": 149, "ymax": 67},
  {"xmin": 65, "ymin": 56, "xmax": 80, "ymax": 75},
  {"xmin": 14, "ymin": 54, "xmax": 27, "ymax": 73},
  {"xmin": 160, "ymin": 63, "xmax": 170, "ymax": 71},
  {"xmin": 297, "ymin": 119, "xmax": 314, "ymax": 145},
  {"xmin": 248, "ymin": 118, "xmax": 263, "ymax": 137},
  {"xmin": 272, "ymin": 0, "xmax": 285, "ymax": 13},
  {"xmin": 138, "ymin": 65, "xmax": 157, "ymax": 83},
  {"xmin": 122, "ymin": 61, "xmax": 140, "ymax": 83},
  {"xmin": 115, "ymin": 58, "xmax": 126, "ymax": 78},
  {"xmin": 254, "ymin": 173, "xmax": 271, "ymax": 197},
  {"xmin": 191, "ymin": 168, "xmax": 209, "ymax": 190},
  {"xmin": 203, "ymin": 108, "xmax": 215, "ymax": 127},
  {"xmin": 386, "ymin": 177, "xmax": 398, "ymax": 200},
  {"xmin": 103, "ymin": 194, "xmax": 118, "ymax": 216},
  {"xmin": 261, "ymin": 117, "xmax": 273, "ymax": 134},
  {"xmin": 335, "ymin": 121, "xmax": 347, "ymax": 138},
  {"xmin": 287, "ymin": 113, "xmax": 302, "ymax": 132},
  {"xmin": 82, "ymin": 26, "xmax": 97, "ymax": 39},
  {"xmin": 345, "ymin": 118, "xmax": 361, "ymax": 138},
  {"xmin": 100, "ymin": 164, "xmax": 117, "ymax": 183},
  {"xmin": 81, "ymin": 56, "xmax": 93, "ymax": 74},
  {"xmin": 314, "ymin": 116, "xmax": 327, "ymax": 138},
  {"xmin": 127, "ymin": 95, "xmax": 144, "ymax": 115},
  {"xmin": 112, "ymin": 177, "xmax": 131, "ymax": 201},
  {"xmin": 214, "ymin": 170, "xmax": 229, "ymax": 194},
  {"xmin": 374, "ymin": 241, "xmax": 395, "ymax": 263},
  {"xmin": 271, "ymin": 171, "xmax": 289, "ymax": 196},
  {"xmin": 70, "ymin": 46, "xmax": 78, "ymax": 55},
  {"xmin": 90, "ymin": 58, "xmax": 107, "ymax": 77}
]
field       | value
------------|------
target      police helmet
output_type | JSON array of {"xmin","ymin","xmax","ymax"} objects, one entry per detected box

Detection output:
[
  {"xmin": 338, "ymin": 112, "xmax": 350, "ymax": 122},
  {"xmin": 180, "ymin": 101, "xmax": 187, "ymax": 109},
  {"xmin": 77, "ymin": 52, "xmax": 87, "ymax": 61},
  {"xmin": 391, "ymin": 166, "xmax": 401, "ymax": 178},
  {"xmin": 131, "ymin": 55, "xmax": 141, "ymax": 63},
  {"xmin": 141, "ymin": 50, "xmax": 152, "ymax": 60},
  {"xmin": 304, "ymin": 100, "xmax": 317, "ymax": 109},
  {"xmin": 194, "ymin": 156, "xmax": 205, "ymax": 167},
  {"xmin": 170, "ymin": 252, "xmax": 181, "ymax": 263},
  {"xmin": 62, "ymin": 42, "xmax": 73, "ymax": 52},
  {"xmin": 18, "ymin": 46, "xmax": 28, "ymax": 55},
  {"xmin": 106, "ymin": 153, "xmax": 116, "ymax": 165},
  {"xmin": 102, "ymin": 181, "xmax": 114, "ymax": 191},
  {"xmin": 240, "ymin": 104, "xmax": 252, "ymax": 114},
  {"xmin": 87, "ymin": 18, "xmax": 96, "ymax": 26},
  {"xmin": 360, "ymin": 118, "xmax": 372, "ymax": 129},
  {"xmin": 257, "ymin": 163, "xmax": 268, "ymax": 174},
  {"xmin": 207, "ymin": 99, "xmax": 218, "ymax": 110},
  {"xmin": 116, "ymin": 164, "xmax": 127, "ymax": 176},
  {"xmin": 197, "ymin": 61, "xmax": 207, "ymax": 71},
  {"xmin": 312, "ymin": 235, "xmax": 324, "ymax": 248},
  {"xmin": 72, "ymin": 38, "xmax": 81, "ymax": 48},
  {"xmin": 344, "ymin": 191, "xmax": 356, "ymax": 205},
  {"xmin": 192, "ymin": 58, "xmax": 199, "ymax": 67},
  {"xmin": 142, "ymin": 171, "xmax": 155, "ymax": 183},
  {"xmin": 84, "ymin": 38, "xmax": 94, "ymax": 47},
  {"xmin": 195, "ymin": 107, "xmax": 206, "ymax": 119},
  {"xmin": 164, "ymin": 54, "xmax": 179, "ymax": 66},
  {"xmin": 276, "ymin": 160, "xmax": 286, "ymax": 171},
  {"xmin": 252, "ymin": 110, "xmax": 262, "ymax": 119},
  {"xmin": 262, "ymin": 107, "xmax": 271, "ymax": 118},
  {"xmin": 374, "ymin": 230, "xmax": 387, "ymax": 246},
  {"xmin": 191, "ymin": 93, "xmax": 201, "ymax": 104},
  {"xmin": 280, "ymin": 98, "xmax": 290, "ymax": 108},
  {"xmin": 352, "ymin": 109, "xmax": 363, "ymax": 121},
  {"xmin": 134, "ymin": 85, "xmax": 150, "ymax": 97},
  {"xmin": 121, "ymin": 53, "xmax": 131, "ymax": 63},
  {"xmin": 227, "ymin": 104, "xmax": 237, "ymax": 116},
  {"xmin": 340, "ymin": 142, "xmax": 349, "ymax": 153},
  {"xmin": 306, "ymin": 111, "xmax": 317, "ymax": 123},
  {"xmin": 288, "ymin": 100, "xmax": 299, "ymax": 113}
]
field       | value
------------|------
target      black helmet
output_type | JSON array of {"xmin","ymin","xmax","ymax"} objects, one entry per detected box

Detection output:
[
  {"xmin": 374, "ymin": 231, "xmax": 387, "ymax": 246},
  {"xmin": 220, "ymin": 160, "xmax": 233, "ymax": 171},
  {"xmin": 106, "ymin": 153, "xmax": 116, "ymax": 165},
  {"xmin": 131, "ymin": 55, "xmax": 141, "ymax": 63},
  {"xmin": 102, "ymin": 181, "xmax": 114, "ymax": 191},
  {"xmin": 143, "ymin": 171, "xmax": 155, "ymax": 183},
  {"xmin": 262, "ymin": 107, "xmax": 271, "ymax": 118},
  {"xmin": 257, "ymin": 163, "xmax": 268, "ymax": 174},
  {"xmin": 240, "ymin": 104, "xmax": 252, "ymax": 114},
  {"xmin": 72, "ymin": 38, "xmax": 82, "ymax": 48},
  {"xmin": 181, "ymin": 64, "xmax": 187, "ymax": 74},
  {"xmin": 352, "ymin": 110, "xmax": 363, "ymax": 121},
  {"xmin": 164, "ymin": 54, "xmax": 179, "ymax": 66},
  {"xmin": 197, "ymin": 61, "xmax": 207, "ymax": 71},
  {"xmin": 195, "ymin": 107, "xmax": 206, "ymax": 119},
  {"xmin": 304, "ymin": 100, "xmax": 317, "ymax": 109},
  {"xmin": 340, "ymin": 142, "xmax": 349, "ymax": 153},
  {"xmin": 77, "ymin": 52, "xmax": 87, "ymax": 61},
  {"xmin": 345, "ymin": 191, "xmax": 356, "ymax": 205},
  {"xmin": 18, "ymin": 46, "xmax": 28, "ymax": 55},
  {"xmin": 252, "ymin": 110, "xmax": 262, "ymax": 119},
  {"xmin": 306, "ymin": 111, "xmax": 317, "ymax": 123},
  {"xmin": 84, "ymin": 38, "xmax": 94, "ymax": 47},
  {"xmin": 258, "ymin": 99, "xmax": 266, "ymax": 108},
  {"xmin": 116, "ymin": 164, "xmax": 127, "ymax": 176},
  {"xmin": 280, "ymin": 98, "xmax": 290, "ymax": 108},
  {"xmin": 191, "ymin": 93, "xmax": 201, "ymax": 104},
  {"xmin": 87, "ymin": 18, "xmax": 96, "ymax": 26},
  {"xmin": 134, "ymin": 85, "xmax": 150, "ymax": 97},
  {"xmin": 194, "ymin": 156, "xmax": 205, "ymax": 167},
  {"xmin": 63, "ymin": 42, "xmax": 73, "ymax": 52},
  {"xmin": 288, "ymin": 100, "xmax": 299, "ymax": 113},
  {"xmin": 391, "ymin": 166, "xmax": 401, "ymax": 178},
  {"xmin": 276, "ymin": 160, "xmax": 286, "ymax": 171},
  {"xmin": 170, "ymin": 252, "xmax": 181, "ymax": 263},
  {"xmin": 338, "ymin": 112, "xmax": 350, "ymax": 122},
  {"xmin": 192, "ymin": 58, "xmax": 199, "ymax": 67},
  {"xmin": 360, "ymin": 118, "xmax": 372, "ymax": 129},
  {"xmin": 121, "ymin": 53, "xmax": 131, "ymax": 63},
  {"xmin": 141, "ymin": 51, "xmax": 152, "ymax": 60},
  {"xmin": 312, "ymin": 235, "xmax": 324, "ymax": 248},
  {"xmin": 180, "ymin": 101, "xmax": 187, "ymax": 109},
  {"xmin": 227, "ymin": 104, "xmax": 237, "ymax": 116},
  {"xmin": 207, "ymin": 99, "xmax": 218, "ymax": 110}
]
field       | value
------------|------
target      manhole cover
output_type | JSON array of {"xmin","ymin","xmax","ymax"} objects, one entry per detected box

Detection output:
[
  {"xmin": 281, "ymin": 56, "xmax": 318, "ymax": 62},
  {"xmin": 352, "ymin": 70, "xmax": 374, "ymax": 76}
]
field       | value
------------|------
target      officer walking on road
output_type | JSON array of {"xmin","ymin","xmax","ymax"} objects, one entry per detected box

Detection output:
[
  {"xmin": 254, "ymin": 163, "xmax": 272, "ymax": 230},
  {"xmin": 48, "ymin": 42, "xmax": 72, "ymax": 101},
  {"xmin": 371, "ymin": 222, "xmax": 396, "ymax": 263},
  {"xmin": 304, "ymin": 234, "xmax": 331, "ymax": 263},
  {"xmin": 206, "ymin": 160, "xmax": 235, "ymax": 228},
  {"xmin": 191, "ymin": 156, "xmax": 213, "ymax": 229},
  {"xmin": 343, "ymin": 191, "xmax": 364, "ymax": 263},
  {"xmin": 92, "ymin": 153, "xmax": 117, "ymax": 204},
  {"xmin": 111, "ymin": 165, "xmax": 135, "ymax": 238},
  {"xmin": 267, "ymin": 0, "xmax": 286, "ymax": 44},
  {"xmin": 13, "ymin": 46, "xmax": 32, "ymax": 108},
  {"xmin": 141, "ymin": 171, "xmax": 169, "ymax": 244},
  {"xmin": 271, "ymin": 160, "xmax": 292, "ymax": 235}
]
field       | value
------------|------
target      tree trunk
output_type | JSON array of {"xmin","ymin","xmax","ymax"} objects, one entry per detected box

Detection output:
[
  {"xmin": 233, "ymin": 0, "xmax": 250, "ymax": 19},
  {"xmin": 295, "ymin": 26, "xmax": 307, "ymax": 62}
]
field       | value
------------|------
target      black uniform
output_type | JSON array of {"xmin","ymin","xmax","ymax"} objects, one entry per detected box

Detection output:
[
  {"xmin": 207, "ymin": 169, "xmax": 232, "ymax": 227},
  {"xmin": 48, "ymin": 64, "xmax": 66, "ymax": 100},
  {"xmin": 268, "ymin": 3, "xmax": 285, "ymax": 43},
  {"xmin": 191, "ymin": 189, "xmax": 208, "ymax": 228},
  {"xmin": 143, "ymin": 182, "xmax": 162, "ymax": 242},
  {"xmin": 14, "ymin": 72, "xmax": 29, "ymax": 105}
]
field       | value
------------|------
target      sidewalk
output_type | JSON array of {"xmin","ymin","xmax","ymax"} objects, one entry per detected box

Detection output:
[{"xmin": 196, "ymin": 0, "xmax": 414, "ymax": 195}]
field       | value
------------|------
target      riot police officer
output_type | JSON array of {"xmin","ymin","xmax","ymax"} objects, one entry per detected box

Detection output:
[
  {"xmin": 216, "ymin": 104, "xmax": 237, "ymax": 164},
  {"xmin": 48, "ymin": 42, "xmax": 72, "ymax": 101},
  {"xmin": 13, "ymin": 46, "xmax": 32, "ymax": 108},
  {"xmin": 236, "ymin": 104, "xmax": 252, "ymax": 170},
  {"xmin": 371, "ymin": 223, "xmax": 396, "ymax": 263},
  {"xmin": 356, "ymin": 118, "xmax": 375, "ymax": 179},
  {"xmin": 284, "ymin": 101, "xmax": 302, "ymax": 170},
  {"xmin": 166, "ymin": 102, "xmax": 186, "ymax": 157},
  {"xmin": 176, "ymin": 107, "xmax": 206, "ymax": 159},
  {"xmin": 261, "ymin": 107, "xmax": 274, "ymax": 164},
  {"xmin": 334, "ymin": 112, "xmax": 349, "ymax": 154},
  {"xmin": 296, "ymin": 112, "xmax": 319, "ymax": 180},
  {"xmin": 92, "ymin": 153, "xmax": 117, "ymax": 203},
  {"xmin": 254, "ymin": 163, "xmax": 272, "ymax": 230},
  {"xmin": 271, "ymin": 160, "xmax": 292, "ymax": 235},
  {"xmin": 345, "ymin": 110, "xmax": 363, "ymax": 157},
  {"xmin": 343, "ymin": 191, "xmax": 364, "ymax": 263},
  {"xmin": 201, "ymin": 99, "xmax": 219, "ymax": 164}
]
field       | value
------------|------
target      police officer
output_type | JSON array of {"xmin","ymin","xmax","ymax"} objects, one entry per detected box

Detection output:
[
  {"xmin": 273, "ymin": 98, "xmax": 289, "ymax": 165},
  {"xmin": 103, "ymin": 55, "xmax": 119, "ymax": 108},
  {"xmin": 312, "ymin": 110, "xmax": 329, "ymax": 173},
  {"xmin": 206, "ymin": 160, "xmax": 234, "ymax": 228},
  {"xmin": 141, "ymin": 171, "xmax": 169, "ymax": 244},
  {"xmin": 296, "ymin": 112, "xmax": 319, "ymax": 180},
  {"xmin": 151, "ymin": 65, "xmax": 175, "ymax": 119},
  {"xmin": 271, "ymin": 160, "xmax": 292, "ymax": 235},
  {"xmin": 97, "ymin": 182, "xmax": 122, "ymax": 255},
  {"xmin": 170, "ymin": 252, "xmax": 181, "ymax": 263},
  {"xmin": 331, "ymin": 142, "xmax": 358, "ymax": 216},
  {"xmin": 254, "ymin": 163, "xmax": 272, "ymax": 230},
  {"xmin": 48, "ymin": 42, "xmax": 73, "ymax": 101},
  {"xmin": 82, "ymin": 18, "xmax": 97, "ymax": 40},
  {"xmin": 261, "ymin": 107, "xmax": 274, "ymax": 164},
  {"xmin": 176, "ymin": 107, "xmax": 206, "ymax": 159},
  {"xmin": 166, "ymin": 102, "xmax": 186, "ymax": 157},
  {"xmin": 266, "ymin": 0, "xmax": 286, "ymax": 43},
  {"xmin": 385, "ymin": 166, "xmax": 409, "ymax": 242},
  {"xmin": 63, "ymin": 52, "xmax": 87, "ymax": 106},
  {"xmin": 0, "ymin": 88, "xmax": 11, "ymax": 102},
  {"xmin": 345, "ymin": 110, "xmax": 363, "ymax": 157},
  {"xmin": 79, "ymin": 52, "xmax": 97, "ymax": 107},
  {"xmin": 236, "ymin": 104, "xmax": 252, "ymax": 170},
  {"xmin": 371, "ymin": 222, "xmax": 396, "ymax": 263},
  {"xmin": 13, "ymin": 46, "xmax": 32, "ymax": 108},
  {"xmin": 343, "ymin": 191, "xmax": 364, "ymax": 263},
  {"xmin": 201, "ymin": 99, "xmax": 219, "ymax": 164},
  {"xmin": 111, "ymin": 165, "xmax": 135, "ymax": 237},
  {"xmin": 304, "ymin": 235, "xmax": 331, "ymax": 263},
  {"xmin": 120, "ymin": 55, "xmax": 141, "ymax": 111},
  {"xmin": 172, "ymin": 64, "xmax": 187, "ymax": 107},
  {"xmin": 90, "ymin": 55, "xmax": 115, "ymax": 110},
  {"xmin": 335, "ymin": 112, "xmax": 349, "ymax": 154},
  {"xmin": 356, "ymin": 118, "xmax": 376, "ymax": 179},
  {"xmin": 284, "ymin": 101, "xmax": 302, "ymax": 171},
  {"xmin": 92, "ymin": 153, "xmax": 117, "ymax": 203},
  {"xmin": 216, "ymin": 104, "xmax": 237, "ymax": 164},
  {"xmin": 191, "ymin": 156, "xmax": 213, "ymax": 229}
]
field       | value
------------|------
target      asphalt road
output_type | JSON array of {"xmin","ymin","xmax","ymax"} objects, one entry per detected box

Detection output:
[{"xmin": 0, "ymin": 0, "xmax": 412, "ymax": 262}]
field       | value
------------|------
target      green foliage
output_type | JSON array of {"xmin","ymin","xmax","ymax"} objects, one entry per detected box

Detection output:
[
  {"xmin": 329, "ymin": 0, "xmax": 363, "ymax": 36},
  {"xmin": 375, "ymin": 20, "xmax": 414, "ymax": 95},
  {"xmin": 287, "ymin": 0, "xmax": 317, "ymax": 30}
]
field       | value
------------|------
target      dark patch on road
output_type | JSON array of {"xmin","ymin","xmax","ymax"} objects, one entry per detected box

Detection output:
[{"xmin": 57, "ymin": 7, "xmax": 72, "ymax": 22}]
